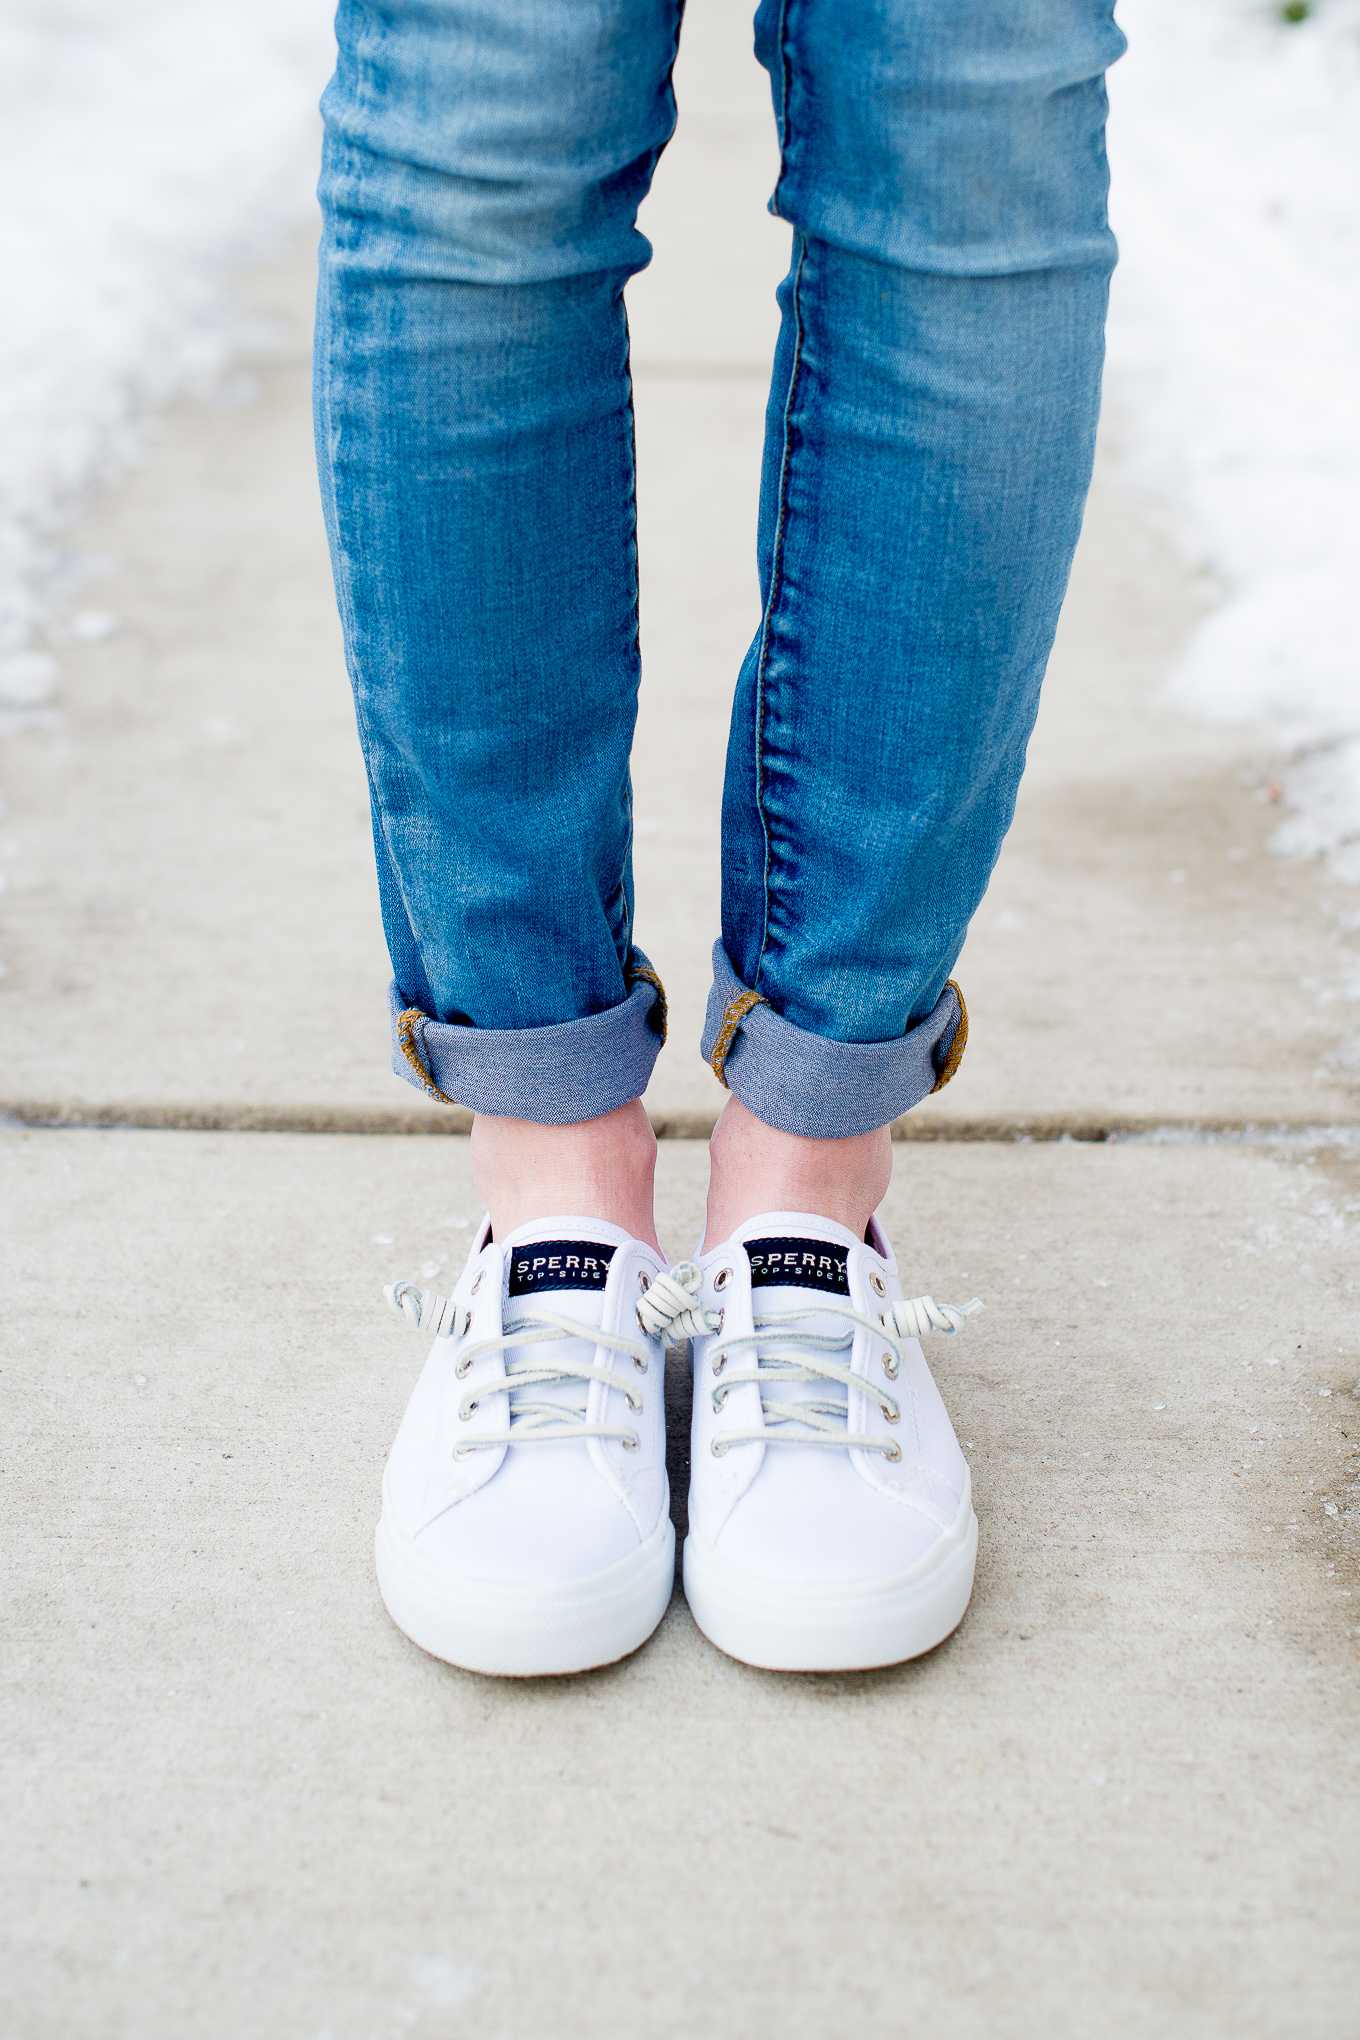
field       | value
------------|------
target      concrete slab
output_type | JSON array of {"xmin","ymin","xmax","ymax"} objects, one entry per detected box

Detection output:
[
  {"xmin": 1, "ymin": 0, "xmax": 1357, "ymax": 1133},
  {"xmin": 4, "ymin": 1124, "xmax": 1358, "ymax": 2036}
]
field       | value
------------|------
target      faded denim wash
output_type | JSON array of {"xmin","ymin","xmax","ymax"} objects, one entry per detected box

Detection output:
[{"xmin": 314, "ymin": 0, "xmax": 1126, "ymax": 1135}]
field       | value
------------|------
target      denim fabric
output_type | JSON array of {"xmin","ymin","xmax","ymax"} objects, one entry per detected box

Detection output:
[
  {"xmin": 314, "ymin": 0, "xmax": 1124, "ymax": 1134},
  {"xmin": 389, "ymin": 966, "xmax": 665, "ymax": 1125},
  {"xmin": 701, "ymin": 942, "xmax": 964, "ymax": 1138}
]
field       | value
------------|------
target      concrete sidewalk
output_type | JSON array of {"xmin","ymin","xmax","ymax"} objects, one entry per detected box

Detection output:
[
  {"xmin": 4, "ymin": 1126, "xmax": 1359, "ymax": 2037},
  {"xmin": 2, "ymin": 5, "xmax": 1359, "ymax": 2036}
]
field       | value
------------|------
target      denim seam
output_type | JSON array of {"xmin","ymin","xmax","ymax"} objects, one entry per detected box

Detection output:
[
  {"xmin": 394, "ymin": 1006, "xmax": 455, "ymax": 1105},
  {"xmin": 617, "ymin": 285, "xmax": 643, "ymax": 969},
  {"xmin": 770, "ymin": 0, "xmax": 794, "ymax": 181},
  {"xmin": 930, "ymin": 981, "xmax": 969, "ymax": 1092},
  {"xmin": 624, "ymin": 957, "xmax": 669, "ymax": 1046},
  {"xmin": 707, "ymin": 986, "xmax": 766, "ymax": 1085},
  {"xmin": 751, "ymin": 230, "xmax": 808, "ymax": 997}
]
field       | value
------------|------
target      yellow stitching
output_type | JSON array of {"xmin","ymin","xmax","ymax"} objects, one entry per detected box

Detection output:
[
  {"xmin": 929, "ymin": 980, "xmax": 969, "ymax": 1094},
  {"xmin": 708, "ymin": 987, "xmax": 766, "ymax": 1085},
  {"xmin": 625, "ymin": 960, "xmax": 668, "ymax": 1045},
  {"xmin": 395, "ymin": 1006, "xmax": 458, "ymax": 1106}
]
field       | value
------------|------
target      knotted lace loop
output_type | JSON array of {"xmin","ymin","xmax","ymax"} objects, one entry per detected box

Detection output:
[
  {"xmin": 891, "ymin": 1294, "xmax": 984, "ymax": 1340},
  {"xmin": 636, "ymin": 1260, "xmax": 722, "ymax": 1341},
  {"xmin": 385, "ymin": 1279, "xmax": 460, "ymax": 1338}
]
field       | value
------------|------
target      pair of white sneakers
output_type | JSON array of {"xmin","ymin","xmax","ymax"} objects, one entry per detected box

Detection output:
[{"xmin": 376, "ymin": 1211, "xmax": 981, "ymax": 1676}]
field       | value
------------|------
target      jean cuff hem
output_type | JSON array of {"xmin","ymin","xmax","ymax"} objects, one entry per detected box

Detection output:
[
  {"xmin": 699, "ymin": 940, "xmax": 966, "ymax": 1137},
  {"xmin": 390, "ymin": 953, "xmax": 666, "ymax": 1126}
]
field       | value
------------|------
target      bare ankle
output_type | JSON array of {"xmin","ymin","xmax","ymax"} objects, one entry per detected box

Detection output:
[
  {"xmin": 703, "ymin": 1094, "xmax": 892, "ymax": 1249},
  {"xmin": 469, "ymin": 1098, "xmax": 661, "ymax": 1252}
]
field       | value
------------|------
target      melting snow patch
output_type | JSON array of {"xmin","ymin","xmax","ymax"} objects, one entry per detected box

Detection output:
[{"xmin": 1107, "ymin": 0, "xmax": 1360, "ymax": 875}]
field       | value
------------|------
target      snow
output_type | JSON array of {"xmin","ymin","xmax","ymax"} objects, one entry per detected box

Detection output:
[
  {"xmin": 1106, "ymin": 0, "xmax": 1360, "ymax": 879},
  {"xmin": 0, "ymin": 0, "xmax": 333, "ymax": 714}
]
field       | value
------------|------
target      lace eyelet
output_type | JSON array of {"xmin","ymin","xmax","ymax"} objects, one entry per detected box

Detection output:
[
  {"xmin": 471, "ymin": 1270, "xmax": 485, "ymax": 1295},
  {"xmin": 710, "ymin": 1438, "xmax": 728, "ymax": 1457},
  {"xmin": 628, "ymin": 1393, "xmax": 643, "ymax": 1413},
  {"xmin": 883, "ymin": 1443, "xmax": 902, "ymax": 1462},
  {"xmin": 621, "ymin": 1433, "xmax": 640, "ymax": 1452},
  {"xmin": 712, "ymin": 1386, "xmax": 729, "ymax": 1411},
  {"xmin": 459, "ymin": 1401, "xmax": 477, "ymax": 1420},
  {"xmin": 884, "ymin": 1405, "xmax": 900, "ymax": 1424},
  {"xmin": 633, "ymin": 1352, "xmax": 649, "ymax": 1373},
  {"xmin": 638, "ymin": 1270, "xmax": 651, "ymax": 1292},
  {"xmin": 882, "ymin": 1352, "xmax": 899, "ymax": 1379},
  {"xmin": 455, "ymin": 1356, "xmax": 472, "ymax": 1378},
  {"xmin": 712, "ymin": 1307, "xmax": 725, "ymax": 1334},
  {"xmin": 453, "ymin": 1443, "xmax": 473, "ymax": 1460},
  {"xmin": 870, "ymin": 1272, "xmax": 887, "ymax": 1298},
  {"xmin": 711, "ymin": 1353, "xmax": 726, "ymax": 1375},
  {"xmin": 713, "ymin": 1266, "xmax": 732, "ymax": 1292}
]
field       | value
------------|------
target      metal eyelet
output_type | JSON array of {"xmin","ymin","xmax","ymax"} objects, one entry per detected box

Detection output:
[
  {"xmin": 455, "ymin": 1355, "xmax": 473, "ymax": 1378},
  {"xmin": 633, "ymin": 1351, "xmax": 649, "ymax": 1373},
  {"xmin": 870, "ymin": 1272, "xmax": 887, "ymax": 1298},
  {"xmin": 712, "ymin": 1307, "xmax": 725, "ymax": 1334},
  {"xmin": 883, "ymin": 1443, "xmax": 902, "ymax": 1462},
  {"xmin": 711, "ymin": 1353, "xmax": 726, "ymax": 1375},
  {"xmin": 459, "ymin": 1401, "xmax": 477, "ymax": 1420},
  {"xmin": 627, "ymin": 1392, "xmax": 643, "ymax": 1413},
  {"xmin": 621, "ymin": 1433, "xmax": 640, "ymax": 1452},
  {"xmin": 710, "ymin": 1438, "xmax": 729, "ymax": 1457},
  {"xmin": 453, "ymin": 1443, "xmax": 473, "ymax": 1460},
  {"xmin": 882, "ymin": 1352, "xmax": 899, "ymax": 1379},
  {"xmin": 713, "ymin": 1266, "xmax": 732, "ymax": 1292},
  {"xmin": 638, "ymin": 1270, "xmax": 651, "ymax": 1292},
  {"xmin": 884, "ymin": 1405, "xmax": 900, "ymax": 1425},
  {"xmin": 471, "ymin": 1270, "xmax": 485, "ymax": 1295},
  {"xmin": 712, "ymin": 1386, "xmax": 730, "ymax": 1412}
]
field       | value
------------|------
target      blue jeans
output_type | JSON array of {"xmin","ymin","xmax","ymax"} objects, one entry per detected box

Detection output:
[{"xmin": 314, "ymin": 0, "xmax": 1125, "ymax": 1137}]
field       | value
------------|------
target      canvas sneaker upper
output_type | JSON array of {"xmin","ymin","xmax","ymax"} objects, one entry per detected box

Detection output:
[
  {"xmin": 684, "ymin": 1210, "xmax": 978, "ymax": 1585},
  {"xmin": 381, "ymin": 1214, "xmax": 669, "ymax": 1588}
]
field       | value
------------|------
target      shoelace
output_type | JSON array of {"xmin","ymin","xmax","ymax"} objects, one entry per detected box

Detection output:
[
  {"xmin": 386, "ymin": 1279, "xmax": 650, "ymax": 1455},
  {"xmin": 638, "ymin": 1262, "xmax": 982, "ymax": 1461}
]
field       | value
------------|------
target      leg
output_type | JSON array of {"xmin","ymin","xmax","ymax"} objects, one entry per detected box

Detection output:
[
  {"xmin": 322, "ymin": 3, "xmax": 690, "ymax": 1676},
  {"xmin": 704, "ymin": 0, "xmax": 1125, "ymax": 1240},
  {"xmin": 683, "ymin": 0, "xmax": 1126, "ymax": 1676},
  {"xmin": 315, "ymin": 0, "xmax": 683, "ymax": 1236}
]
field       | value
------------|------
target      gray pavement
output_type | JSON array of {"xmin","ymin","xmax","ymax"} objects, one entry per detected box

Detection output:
[
  {"xmin": 4, "ymin": 1127, "xmax": 1359, "ymax": 2037},
  {"xmin": 2, "ymin": 4, "xmax": 1360, "ymax": 2034}
]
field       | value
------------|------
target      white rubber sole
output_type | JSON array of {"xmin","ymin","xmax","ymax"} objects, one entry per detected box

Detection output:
[
  {"xmin": 374, "ymin": 1511, "xmax": 675, "ymax": 1677},
  {"xmin": 683, "ymin": 1486, "xmax": 978, "ymax": 1673}
]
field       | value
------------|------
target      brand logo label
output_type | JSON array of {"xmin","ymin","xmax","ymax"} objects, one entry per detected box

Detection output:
[
  {"xmin": 745, "ymin": 1237, "xmax": 850, "ymax": 1296},
  {"xmin": 508, "ymin": 1241, "xmax": 616, "ymax": 1297}
]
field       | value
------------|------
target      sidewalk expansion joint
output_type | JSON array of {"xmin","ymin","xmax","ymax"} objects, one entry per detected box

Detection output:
[{"xmin": 4, "ymin": 1100, "xmax": 1360, "ymax": 1148}]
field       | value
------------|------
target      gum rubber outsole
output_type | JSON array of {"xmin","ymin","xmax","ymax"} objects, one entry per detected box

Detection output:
[
  {"xmin": 375, "ymin": 1512, "xmax": 676, "ymax": 1677},
  {"xmin": 682, "ymin": 1489, "xmax": 978, "ymax": 1673}
]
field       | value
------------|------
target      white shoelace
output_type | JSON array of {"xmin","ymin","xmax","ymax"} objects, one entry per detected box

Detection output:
[
  {"xmin": 385, "ymin": 1263, "xmax": 981, "ymax": 1461},
  {"xmin": 638, "ymin": 1261, "xmax": 983, "ymax": 1461},
  {"xmin": 386, "ymin": 1279, "xmax": 650, "ymax": 1455}
]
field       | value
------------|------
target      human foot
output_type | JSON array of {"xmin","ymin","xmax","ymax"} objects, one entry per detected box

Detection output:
[
  {"xmin": 678, "ymin": 1211, "xmax": 980, "ymax": 1672},
  {"xmin": 703, "ymin": 1094, "xmax": 891, "ymax": 1250},
  {"xmin": 376, "ymin": 1214, "xmax": 674, "ymax": 1675},
  {"xmin": 470, "ymin": 1097, "xmax": 661, "ymax": 1252}
]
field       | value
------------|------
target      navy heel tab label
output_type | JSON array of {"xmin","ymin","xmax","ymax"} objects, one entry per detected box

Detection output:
[
  {"xmin": 508, "ymin": 1241, "xmax": 617, "ymax": 1297},
  {"xmin": 745, "ymin": 1237, "xmax": 850, "ymax": 1296}
]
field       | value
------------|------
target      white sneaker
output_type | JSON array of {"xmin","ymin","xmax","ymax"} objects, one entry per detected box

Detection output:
[
  {"xmin": 677, "ymin": 1212, "xmax": 980, "ymax": 1672},
  {"xmin": 374, "ymin": 1216, "xmax": 675, "ymax": 1676}
]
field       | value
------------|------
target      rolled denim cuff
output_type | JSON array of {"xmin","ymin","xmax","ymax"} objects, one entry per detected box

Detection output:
[
  {"xmin": 700, "ymin": 941, "xmax": 967, "ymax": 1138},
  {"xmin": 389, "ymin": 955, "xmax": 666, "ymax": 1126}
]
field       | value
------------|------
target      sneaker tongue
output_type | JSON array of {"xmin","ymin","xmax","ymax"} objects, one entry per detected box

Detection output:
[
  {"xmin": 736, "ymin": 1220, "xmax": 859, "ymax": 1422},
  {"xmin": 743, "ymin": 1231, "xmax": 852, "ymax": 1301},
  {"xmin": 501, "ymin": 1220, "xmax": 630, "ymax": 1321}
]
